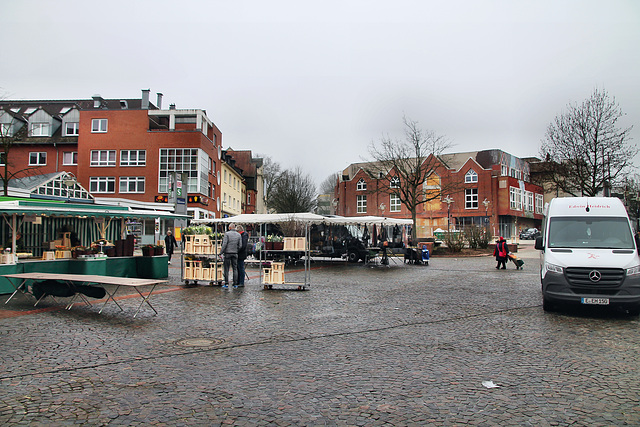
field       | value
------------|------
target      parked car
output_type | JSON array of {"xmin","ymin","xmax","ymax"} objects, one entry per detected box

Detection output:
[{"xmin": 519, "ymin": 228, "xmax": 540, "ymax": 240}]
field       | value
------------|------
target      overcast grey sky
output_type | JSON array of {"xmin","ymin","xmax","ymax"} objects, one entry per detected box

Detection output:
[{"xmin": 2, "ymin": 0, "xmax": 639, "ymax": 186}]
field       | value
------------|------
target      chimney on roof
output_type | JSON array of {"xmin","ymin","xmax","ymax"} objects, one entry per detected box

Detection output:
[
  {"xmin": 169, "ymin": 103, "xmax": 176, "ymax": 110},
  {"xmin": 156, "ymin": 93, "xmax": 163, "ymax": 109},
  {"xmin": 141, "ymin": 89, "xmax": 150, "ymax": 110},
  {"xmin": 92, "ymin": 94, "xmax": 104, "ymax": 109}
]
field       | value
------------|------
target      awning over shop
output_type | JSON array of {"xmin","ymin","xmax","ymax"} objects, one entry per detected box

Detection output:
[{"xmin": 0, "ymin": 199, "xmax": 190, "ymax": 220}]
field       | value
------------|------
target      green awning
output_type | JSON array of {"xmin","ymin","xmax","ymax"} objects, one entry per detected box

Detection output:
[{"xmin": 0, "ymin": 199, "xmax": 189, "ymax": 220}]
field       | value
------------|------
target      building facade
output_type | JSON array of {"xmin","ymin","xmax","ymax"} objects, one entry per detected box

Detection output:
[
  {"xmin": 0, "ymin": 90, "xmax": 223, "ymax": 220},
  {"xmin": 334, "ymin": 149, "xmax": 544, "ymax": 239}
]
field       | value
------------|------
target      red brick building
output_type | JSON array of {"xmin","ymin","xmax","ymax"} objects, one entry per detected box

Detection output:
[
  {"xmin": 0, "ymin": 90, "xmax": 222, "ymax": 220},
  {"xmin": 334, "ymin": 149, "xmax": 544, "ymax": 239}
]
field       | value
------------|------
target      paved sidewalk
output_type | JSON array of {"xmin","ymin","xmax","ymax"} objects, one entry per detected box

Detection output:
[{"xmin": 1, "ymin": 249, "xmax": 639, "ymax": 426}]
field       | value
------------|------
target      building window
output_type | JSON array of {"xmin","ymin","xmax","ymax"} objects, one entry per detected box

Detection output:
[
  {"xmin": 0, "ymin": 152, "xmax": 5, "ymax": 166},
  {"xmin": 120, "ymin": 150, "xmax": 146, "ymax": 166},
  {"xmin": 1, "ymin": 123, "xmax": 12, "ymax": 137},
  {"xmin": 501, "ymin": 164, "xmax": 508, "ymax": 176},
  {"xmin": 29, "ymin": 152, "xmax": 47, "ymax": 166},
  {"xmin": 119, "ymin": 176, "xmax": 145, "ymax": 193},
  {"xmin": 357, "ymin": 178, "xmax": 367, "ymax": 191},
  {"xmin": 465, "ymin": 188, "xmax": 478, "ymax": 209},
  {"xmin": 30, "ymin": 123, "xmax": 49, "ymax": 137},
  {"xmin": 465, "ymin": 169, "xmax": 478, "ymax": 183},
  {"xmin": 64, "ymin": 122, "xmax": 79, "ymax": 136},
  {"xmin": 63, "ymin": 152, "xmax": 78, "ymax": 165},
  {"xmin": 91, "ymin": 150, "xmax": 116, "ymax": 166},
  {"xmin": 91, "ymin": 119, "xmax": 108, "ymax": 133},
  {"xmin": 159, "ymin": 148, "xmax": 201, "ymax": 194},
  {"xmin": 510, "ymin": 168, "xmax": 522, "ymax": 180},
  {"xmin": 357, "ymin": 195, "xmax": 367, "ymax": 213},
  {"xmin": 89, "ymin": 176, "xmax": 116, "ymax": 193},
  {"xmin": 510, "ymin": 186, "xmax": 522, "ymax": 210},
  {"xmin": 535, "ymin": 194, "xmax": 544, "ymax": 214},
  {"xmin": 390, "ymin": 176, "xmax": 400, "ymax": 188},
  {"xmin": 390, "ymin": 193, "xmax": 401, "ymax": 212},
  {"xmin": 524, "ymin": 191, "xmax": 534, "ymax": 212}
]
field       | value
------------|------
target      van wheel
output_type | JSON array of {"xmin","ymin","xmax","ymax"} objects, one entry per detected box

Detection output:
[
  {"xmin": 347, "ymin": 251, "xmax": 359, "ymax": 263},
  {"xmin": 542, "ymin": 297, "xmax": 556, "ymax": 312}
]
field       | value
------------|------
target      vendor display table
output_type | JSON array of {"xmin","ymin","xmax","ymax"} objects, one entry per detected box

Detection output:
[{"xmin": 0, "ymin": 255, "xmax": 168, "ymax": 294}]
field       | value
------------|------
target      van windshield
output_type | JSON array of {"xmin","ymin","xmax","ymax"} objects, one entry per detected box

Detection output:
[{"xmin": 548, "ymin": 217, "xmax": 634, "ymax": 249}]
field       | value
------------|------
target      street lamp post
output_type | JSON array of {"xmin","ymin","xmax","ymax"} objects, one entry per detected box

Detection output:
[
  {"xmin": 444, "ymin": 195, "xmax": 454, "ymax": 233},
  {"xmin": 482, "ymin": 198, "xmax": 491, "ymax": 238}
]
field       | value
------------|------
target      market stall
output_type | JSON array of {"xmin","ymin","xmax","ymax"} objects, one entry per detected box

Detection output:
[
  {"xmin": 190, "ymin": 213, "xmax": 413, "ymax": 289},
  {"xmin": 0, "ymin": 199, "xmax": 189, "ymax": 294}
]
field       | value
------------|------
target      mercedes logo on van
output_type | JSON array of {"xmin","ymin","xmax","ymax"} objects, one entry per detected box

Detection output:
[{"xmin": 589, "ymin": 270, "xmax": 602, "ymax": 282}]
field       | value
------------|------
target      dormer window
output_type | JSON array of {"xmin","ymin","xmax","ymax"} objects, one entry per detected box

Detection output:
[
  {"xmin": 390, "ymin": 176, "xmax": 400, "ymax": 188},
  {"xmin": 30, "ymin": 122, "xmax": 49, "ymax": 137},
  {"xmin": 357, "ymin": 178, "xmax": 367, "ymax": 191},
  {"xmin": 465, "ymin": 169, "xmax": 478, "ymax": 183}
]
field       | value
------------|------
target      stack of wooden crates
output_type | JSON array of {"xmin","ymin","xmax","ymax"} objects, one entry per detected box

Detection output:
[{"xmin": 182, "ymin": 235, "xmax": 223, "ymax": 282}]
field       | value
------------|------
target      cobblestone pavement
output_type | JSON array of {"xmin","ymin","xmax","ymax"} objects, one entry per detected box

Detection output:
[{"xmin": 1, "ymin": 244, "xmax": 639, "ymax": 426}]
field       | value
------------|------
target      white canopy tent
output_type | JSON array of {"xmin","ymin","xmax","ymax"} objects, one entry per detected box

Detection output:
[{"xmin": 191, "ymin": 213, "xmax": 412, "ymax": 227}]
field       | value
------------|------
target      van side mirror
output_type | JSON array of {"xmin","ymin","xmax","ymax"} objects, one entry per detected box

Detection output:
[{"xmin": 534, "ymin": 236, "xmax": 544, "ymax": 250}]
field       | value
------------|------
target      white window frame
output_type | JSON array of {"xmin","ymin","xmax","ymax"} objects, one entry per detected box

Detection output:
[
  {"xmin": 501, "ymin": 164, "xmax": 508, "ymax": 176},
  {"xmin": 120, "ymin": 150, "xmax": 146, "ymax": 166},
  {"xmin": 1, "ymin": 123, "xmax": 12, "ymax": 137},
  {"xmin": 89, "ymin": 176, "xmax": 116, "ymax": 193},
  {"xmin": 91, "ymin": 118, "xmax": 108, "ymax": 133},
  {"xmin": 63, "ymin": 151, "xmax": 78, "ymax": 165},
  {"xmin": 510, "ymin": 186, "xmax": 522, "ymax": 210},
  {"xmin": 30, "ymin": 122, "xmax": 49, "ymax": 137},
  {"xmin": 465, "ymin": 188, "xmax": 478, "ymax": 209},
  {"xmin": 390, "ymin": 177, "xmax": 400, "ymax": 189},
  {"xmin": 64, "ymin": 122, "xmax": 79, "ymax": 136},
  {"xmin": 91, "ymin": 150, "xmax": 116, "ymax": 167},
  {"xmin": 357, "ymin": 178, "xmax": 367, "ymax": 191},
  {"xmin": 524, "ymin": 191, "xmax": 534, "ymax": 212},
  {"xmin": 29, "ymin": 152, "xmax": 47, "ymax": 166},
  {"xmin": 390, "ymin": 193, "xmax": 401, "ymax": 212},
  {"xmin": 357, "ymin": 195, "xmax": 367, "ymax": 213},
  {"xmin": 535, "ymin": 194, "xmax": 544, "ymax": 214},
  {"xmin": 119, "ymin": 176, "xmax": 145, "ymax": 193},
  {"xmin": 465, "ymin": 169, "xmax": 478, "ymax": 183}
]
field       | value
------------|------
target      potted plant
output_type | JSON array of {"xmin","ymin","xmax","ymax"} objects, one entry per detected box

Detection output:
[
  {"xmin": 71, "ymin": 246, "xmax": 87, "ymax": 258},
  {"xmin": 267, "ymin": 234, "xmax": 284, "ymax": 250},
  {"xmin": 154, "ymin": 245, "xmax": 165, "ymax": 256},
  {"xmin": 142, "ymin": 244, "xmax": 155, "ymax": 257}
]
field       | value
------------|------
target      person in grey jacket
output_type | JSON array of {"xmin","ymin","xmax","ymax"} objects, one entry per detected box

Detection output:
[{"xmin": 221, "ymin": 223, "xmax": 242, "ymax": 287}]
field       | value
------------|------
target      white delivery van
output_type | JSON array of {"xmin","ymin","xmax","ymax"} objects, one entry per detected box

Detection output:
[{"xmin": 535, "ymin": 197, "xmax": 640, "ymax": 314}]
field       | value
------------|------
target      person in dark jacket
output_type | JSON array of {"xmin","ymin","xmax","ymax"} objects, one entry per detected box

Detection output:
[
  {"xmin": 221, "ymin": 223, "xmax": 242, "ymax": 287},
  {"xmin": 164, "ymin": 230, "xmax": 178, "ymax": 264},
  {"xmin": 493, "ymin": 237, "xmax": 509, "ymax": 269},
  {"xmin": 236, "ymin": 225, "xmax": 250, "ymax": 287}
]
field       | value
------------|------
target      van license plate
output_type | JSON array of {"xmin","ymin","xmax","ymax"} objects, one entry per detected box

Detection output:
[{"xmin": 581, "ymin": 298, "xmax": 609, "ymax": 305}]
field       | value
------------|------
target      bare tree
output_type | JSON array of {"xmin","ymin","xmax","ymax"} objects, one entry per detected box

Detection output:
[
  {"xmin": 540, "ymin": 88, "xmax": 636, "ymax": 197},
  {"xmin": 319, "ymin": 172, "xmax": 340, "ymax": 195},
  {"xmin": 258, "ymin": 155, "xmax": 282, "ymax": 212},
  {"xmin": 269, "ymin": 166, "xmax": 317, "ymax": 213},
  {"xmin": 0, "ymin": 106, "xmax": 32, "ymax": 196},
  {"xmin": 368, "ymin": 116, "xmax": 457, "ymax": 240}
]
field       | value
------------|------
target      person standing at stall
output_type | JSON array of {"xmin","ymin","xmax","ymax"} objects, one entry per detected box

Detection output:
[
  {"xmin": 164, "ymin": 230, "xmax": 178, "ymax": 264},
  {"xmin": 221, "ymin": 223, "xmax": 242, "ymax": 288},
  {"xmin": 236, "ymin": 225, "xmax": 249, "ymax": 287}
]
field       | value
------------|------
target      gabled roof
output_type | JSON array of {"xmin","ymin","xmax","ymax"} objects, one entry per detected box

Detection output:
[{"xmin": 0, "ymin": 172, "xmax": 94, "ymax": 203}]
